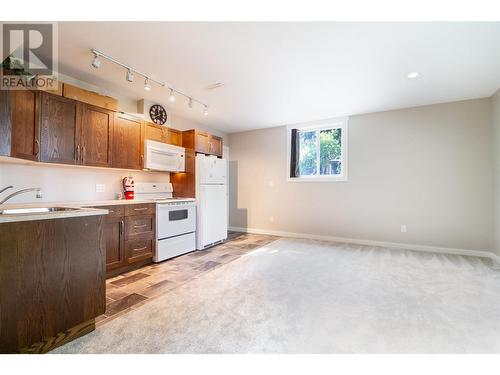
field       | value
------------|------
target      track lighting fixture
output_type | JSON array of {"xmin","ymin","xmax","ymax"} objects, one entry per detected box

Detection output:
[
  {"xmin": 90, "ymin": 48, "xmax": 209, "ymax": 115},
  {"xmin": 144, "ymin": 78, "xmax": 151, "ymax": 91},
  {"xmin": 126, "ymin": 69, "xmax": 134, "ymax": 82},
  {"xmin": 91, "ymin": 53, "xmax": 101, "ymax": 69}
]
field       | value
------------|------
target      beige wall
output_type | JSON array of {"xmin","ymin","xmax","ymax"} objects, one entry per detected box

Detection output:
[
  {"xmin": 229, "ymin": 98, "xmax": 494, "ymax": 252},
  {"xmin": 493, "ymin": 90, "xmax": 500, "ymax": 254}
]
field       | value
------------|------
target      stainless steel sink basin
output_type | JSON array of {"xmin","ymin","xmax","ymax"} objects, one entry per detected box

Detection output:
[{"xmin": 0, "ymin": 207, "xmax": 80, "ymax": 215}]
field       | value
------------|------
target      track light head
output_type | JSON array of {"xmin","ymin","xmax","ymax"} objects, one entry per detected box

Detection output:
[
  {"xmin": 91, "ymin": 53, "xmax": 101, "ymax": 69},
  {"xmin": 144, "ymin": 78, "xmax": 151, "ymax": 91},
  {"xmin": 126, "ymin": 69, "xmax": 134, "ymax": 82},
  {"xmin": 203, "ymin": 105, "xmax": 209, "ymax": 116},
  {"xmin": 188, "ymin": 97, "xmax": 193, "ymax": 108},
  {"xmin": 169, "ymin": 88, "xmax": 175, "ymax": 102}
]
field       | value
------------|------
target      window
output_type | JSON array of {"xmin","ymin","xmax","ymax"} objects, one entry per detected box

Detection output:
[{"xmin": 288, "ymin": 118, "xmax": 348, "ymax": 182}]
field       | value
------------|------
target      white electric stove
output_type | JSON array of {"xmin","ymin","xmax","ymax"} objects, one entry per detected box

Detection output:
[{"xmin": 135, "ymin": 182, "xmax": 196, "ymax": 262}]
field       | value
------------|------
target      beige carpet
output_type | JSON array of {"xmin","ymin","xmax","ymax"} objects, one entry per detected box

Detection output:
[{"xmin": 53, "ymin": 238, "xmax": 500, "ymax": 353}]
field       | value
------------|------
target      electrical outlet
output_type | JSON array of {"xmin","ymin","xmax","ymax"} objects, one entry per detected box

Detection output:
[
  {"xmin": 95, "ymin": 184, "xmax": 106, "ymax": 193},
  {"xmin": 400, "ymin": 224, "xmax": 407, "ymax": 233}
]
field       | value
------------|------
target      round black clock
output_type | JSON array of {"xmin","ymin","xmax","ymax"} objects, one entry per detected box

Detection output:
[{"xmin": 149, "ymin": 104, "xmax": 167, "ymax": 125}]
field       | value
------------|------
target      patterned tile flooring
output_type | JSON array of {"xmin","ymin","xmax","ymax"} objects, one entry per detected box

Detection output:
[{"xmin": 98, "ymin": 232, "xmax": 278, "ymax": 326}]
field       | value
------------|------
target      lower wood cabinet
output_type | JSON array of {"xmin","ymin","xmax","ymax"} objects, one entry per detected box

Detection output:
[{"xmin": 95, "ymin": 203, "xmax": 156, "ymax": 277}]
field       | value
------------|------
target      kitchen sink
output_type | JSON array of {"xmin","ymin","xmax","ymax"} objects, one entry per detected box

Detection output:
[{"xmin": 0, "ymin": 207, "xmax": 80, "ymax": 215}]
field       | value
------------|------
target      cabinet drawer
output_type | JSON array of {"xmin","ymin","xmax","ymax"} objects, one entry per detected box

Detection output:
[
  {"xmin": 125, "ymin": 203, "xmax": 155, "ymax": 216},
  {"xmin": 126, "ymin": 238, "xmax": 154, "ymax": 263},
  {"xmin": 95, "ymin": 205, "xmax": 125, "ymax": 219},
  {"xmin": 125, "ymin": 215, "xmax": 154, "ymax": 239}
]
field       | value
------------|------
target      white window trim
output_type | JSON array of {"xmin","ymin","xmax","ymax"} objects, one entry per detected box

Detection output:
[{"xmin": 286, "ymin": 117, "xmax": 348, "ymax": 183}]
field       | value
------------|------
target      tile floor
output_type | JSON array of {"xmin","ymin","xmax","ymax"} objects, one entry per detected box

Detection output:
[{"xmin": 98, "ymin": 231, "xmax": 278, "ymax": 326}]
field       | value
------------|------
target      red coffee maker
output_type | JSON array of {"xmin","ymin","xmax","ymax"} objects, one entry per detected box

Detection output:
[{"xmin": 122, "ymin": 176, "xmax": 135, "ymax": 200}]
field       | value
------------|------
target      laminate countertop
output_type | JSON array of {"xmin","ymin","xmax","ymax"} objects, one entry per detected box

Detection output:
[{"xmin": 0, "ymin": 199, "xmax": 153, "ymax": 224}]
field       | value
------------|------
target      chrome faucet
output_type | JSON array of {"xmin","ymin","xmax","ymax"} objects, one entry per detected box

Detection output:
[{"xmin": 0, "ymin": 188, "xmax": 43, "ymax": 205}]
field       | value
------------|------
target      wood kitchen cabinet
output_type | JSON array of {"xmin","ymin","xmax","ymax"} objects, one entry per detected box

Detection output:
[
  {"xmin": 103, "ymin": 207, "xmax": 126, "ymax": 271},
  {"xmin": 79, "ymin": 104, "xmax": 114, "ymax": 167},
  {"xmin": 182, "ymin": 129, "xmax": 223, "ymax": 158},
  {"xmin": 0, "ymin": 90, "xmax": 40, "ymax": 160},
  {"xmin": 0, "ymin": 214, "xmax": 106, "ymax": 353},
  {"xmin": 94, "ymin": 203, "xmax": 155, "ymax": 277},
  {"xmin": 10, "ymin": 90, "xmax": 41, "ymax": 161},
  {"xmin": 39, "ymin": 92, "xmax": 79, "ymax": 164},
  {"xmin": 112, "ymin": 113, "xmax": 144, "ymax": 170},
  {"xmin": 145, "ymin": 121, "xmax": 182, "ymax": 147}
]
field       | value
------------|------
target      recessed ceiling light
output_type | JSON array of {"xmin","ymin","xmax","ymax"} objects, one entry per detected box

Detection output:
[{"xmin": 407, "ymin": 72, "xmax": 419, "ymax": 79}]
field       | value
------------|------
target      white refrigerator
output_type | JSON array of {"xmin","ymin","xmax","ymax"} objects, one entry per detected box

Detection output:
[{"xmin": 195, "ymin": 154, "xmax": 228, "ymax": 249}]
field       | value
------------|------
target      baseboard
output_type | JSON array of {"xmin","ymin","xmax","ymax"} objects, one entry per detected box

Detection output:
[{"xmin": 229, "ymin": 226, "xmax": 500, "ymax": 265}]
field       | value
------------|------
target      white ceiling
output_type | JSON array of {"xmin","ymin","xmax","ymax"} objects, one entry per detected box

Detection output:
[{"xmin": 58, "ymin": 22, "xmax": 500, "ymax": 133}]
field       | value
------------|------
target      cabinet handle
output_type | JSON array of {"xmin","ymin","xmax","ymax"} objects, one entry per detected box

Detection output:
[
  {"xmin": 133, "ymin": 246, "xmax": 148, "ymax": 252},
  {"xmin": 34, "ymin": 139, "xmax": 39, "ymax": 156},
  {"xmin": 82, "ymin": 146, "xmax": 86, "ymax": 162},
  {"xmin": 76, "ymin": 145, "xmax": 80, "ymax": 161},
  {"xmin": 134, "ymin": 207, "xmax": 148, "ymax": 211},
  {"xmin": 120, "ymin": 220, "xmax": 124, "ymax": 235},
  {"xmin": 134, "ymin": 224, "xmax": 148, "ymax": 229}
]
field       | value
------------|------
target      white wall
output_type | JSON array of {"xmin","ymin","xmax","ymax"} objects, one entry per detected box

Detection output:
[
  {"xmin": 229, "ymin": 98, "xmax": 494, "ymax": 252},
  {"xmin": 0, "ymin": 158, "xmax": 169, "ymax": 204},
  {"xmin": 492, "ymin": 90, "xmax": 500, "ymax": 254}
]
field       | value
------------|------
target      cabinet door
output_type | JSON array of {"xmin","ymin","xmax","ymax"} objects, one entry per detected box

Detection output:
[
  {"xmin": 0, "ymin": 90, "xmax": 12, "ymax": 156},
  {"xmin": 10, "ymin": 90, "xmax": 40, "ymax": 161},
  {"xmin": 79, "ymin": 104, "xmax": 113, "ymax": 167},
  {"xmin": 39, "ymin": 92, "xmax": 79, "ymax": 164},
  {"xmin": 104, "ymin": 216, "xmax": 126, "ymax": 271},
  {"xmin": 112, "ymin": 113, "xmax": 143, "ymax": 170},
  {"xmin": 209, "ymin": 135, "xmax": 223, "ymax": 157},
  {"xmin": 166, "ymin": 128, "xmax": 181, "ymax": 146},
  {"xmin": 195, "ymin": 131, "xmax": 210, "ymax": 154}
]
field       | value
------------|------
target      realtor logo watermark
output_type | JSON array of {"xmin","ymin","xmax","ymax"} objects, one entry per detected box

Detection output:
[{"xmin": 1, "ymin": 22, "xmax": 58, "ymax": 90}]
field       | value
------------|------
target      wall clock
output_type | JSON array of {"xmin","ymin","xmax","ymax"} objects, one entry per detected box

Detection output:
[{"xmin": 149, "ymin": 104, "xmax": 167, "ymax": 125}]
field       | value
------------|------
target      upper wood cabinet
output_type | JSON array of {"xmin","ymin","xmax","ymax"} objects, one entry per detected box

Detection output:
[
  {"xmin": 182, "ymin": 129, "xmax": 223, "ymax": 158},
  {"xmin": 39, "ymin": 92, "xmax": 79, "ymax": 165},
  {"xmin": 63, "ymin": 83, "xmax": 118, "ymax": 111},
  {"xmin": 10, "ymin": 90, "xmax": 41, "ymax": 161},
  {"xmin": 210, "ymin": 135, "xmax": 223, "ymax": 157},
  {"xmin": 0, "ymin": 91, "xmax": 11, "ymax": 156},
  {"xmin": 79, "ymin": 104, "xmax": 114, "ymax": 167},
  {"xmin": 144, "ymin": 122, "xmax": 182, "ymax": 147},
  {"xmin": 0, "ymin": 90, "xmax": 40, "ymax": 160},
  {"xmin": 112, "ymin": 113, "xmax": 144, "ymax": 170}
]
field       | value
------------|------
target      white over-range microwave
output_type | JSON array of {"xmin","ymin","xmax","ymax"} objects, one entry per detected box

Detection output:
[{"xmin": 144, "ymin": 139, "xmax": 185, "ymax": 172}]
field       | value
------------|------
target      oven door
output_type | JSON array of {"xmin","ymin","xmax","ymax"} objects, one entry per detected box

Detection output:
[{"xmin": 157, "ymin": 202, "xmax": 196, "ymax": 239}]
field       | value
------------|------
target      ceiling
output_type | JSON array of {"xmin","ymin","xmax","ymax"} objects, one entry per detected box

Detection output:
[{"xmin": 58, "ymin": 22, "xmax": 500, "ymax": 133}]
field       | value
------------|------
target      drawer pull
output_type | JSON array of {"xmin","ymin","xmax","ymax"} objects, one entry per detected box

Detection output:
[
  {"xmin": 133, "ymin": 246, "xmax": 148, "ymax": 252},
  {"xmin": 134, "ymin": 224, "xmax": 148, "ymax": 229},
  {"xmin": 134, "ymin": 207, "xmax": 148, "ymax": 211}
]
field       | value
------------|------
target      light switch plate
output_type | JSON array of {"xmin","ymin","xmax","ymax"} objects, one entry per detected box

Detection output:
[{"xmin": 95, "ymin": 184, "xmax": 106, "ymax": 193}]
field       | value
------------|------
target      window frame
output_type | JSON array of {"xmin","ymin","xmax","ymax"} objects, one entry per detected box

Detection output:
[{"xmin": 286, "ymin": 117, "xmax": 348, "ymax": 182}]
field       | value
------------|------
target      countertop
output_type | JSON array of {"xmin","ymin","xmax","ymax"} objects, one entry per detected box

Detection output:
[{"xmin": 0, "ymin": 199, "xmax": 154, "ymax": 224}]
